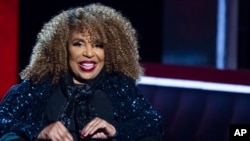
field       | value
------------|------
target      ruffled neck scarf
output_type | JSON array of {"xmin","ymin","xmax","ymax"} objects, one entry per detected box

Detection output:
[{"xmin": 57, "ymin": 70, "xmax": 106, "ymax": 132}]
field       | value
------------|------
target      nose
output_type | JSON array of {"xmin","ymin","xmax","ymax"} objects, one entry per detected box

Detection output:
[{"xmin": 83, "ymin": 45, "xmax": 94, "ymax": 58}]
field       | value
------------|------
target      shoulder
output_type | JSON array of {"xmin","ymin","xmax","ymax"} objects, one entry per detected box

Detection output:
[
  {"xmin": 2, "ymin": 76, "xmax": 54, "ymax": 101},
  {"xmin": 14, "ymin": 76, "xmax": 54, "ymax": 93},
  {"xmin": 0, "ymin": 80, "xmax": 32, "ymax": 104},
  {"xmin": 105, "ymin": 72, "xmax": 136, "ymax": 86},
  {"xmin": 3, "ymin": 80, "xmax": 33, "ymax": 96},
  {"xmin": 101, "ymin": 72, "xmax": 138, "ymax": 96}
]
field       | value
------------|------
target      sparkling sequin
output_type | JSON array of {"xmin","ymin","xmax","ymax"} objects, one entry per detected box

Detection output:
[{"xmin": 0, "ymin": 72, "xmax": 164, "ymax": 140}]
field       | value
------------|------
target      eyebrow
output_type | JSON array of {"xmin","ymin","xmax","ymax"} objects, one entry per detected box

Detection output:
[{"xmin": 70, "ymin": 38, "xmax": 86, "ymax": 43}]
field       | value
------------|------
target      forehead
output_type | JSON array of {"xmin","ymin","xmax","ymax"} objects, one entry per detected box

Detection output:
[{"xmin": 70, "ymin": 31, "xmax": 90, "ymax": 41}]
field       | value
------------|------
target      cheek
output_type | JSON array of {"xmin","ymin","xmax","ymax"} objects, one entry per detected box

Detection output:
[
  {"xmin": 68, "ymin": 48, "xmax": 80, "ymax": 60},
  {"xmin": 68, "ymin": 58, "xmax": 76, "ymax": 71},
  {"xmin": 96, "ymin": 50, "xmax": 105, "ymax": 61},
  {"xmin": 68, "ymin": 48, "xmax": 79, "ymax": 68}
]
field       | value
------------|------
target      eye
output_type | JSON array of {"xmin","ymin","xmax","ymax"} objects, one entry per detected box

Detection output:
[
  {"xmin": 72, "ymin": 41, "xmax": 84, "ymax": 47},
  {"xmin": 94, "ymin": 43, "xmax": 104, "ymax": 48}
]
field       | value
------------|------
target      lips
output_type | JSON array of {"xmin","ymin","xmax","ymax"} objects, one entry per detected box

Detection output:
[{"xmin": 79, "ymin": 61, "xmax": 96, "ymax": 71}]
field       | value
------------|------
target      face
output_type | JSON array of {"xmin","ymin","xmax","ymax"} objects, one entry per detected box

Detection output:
[{"xmin": 68, "ymin": 32, "xmax": 105, "ymax": 84}]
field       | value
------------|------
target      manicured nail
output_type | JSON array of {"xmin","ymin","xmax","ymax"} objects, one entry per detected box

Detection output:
[{"xmin": 80, "ymin": 134, "xmax": 85, "ymax": 139}]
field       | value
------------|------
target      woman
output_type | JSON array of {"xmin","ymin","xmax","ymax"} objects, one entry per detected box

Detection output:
[{"xmin": 0, "ymin": 3, "xmax": 164, "ymax": 141}]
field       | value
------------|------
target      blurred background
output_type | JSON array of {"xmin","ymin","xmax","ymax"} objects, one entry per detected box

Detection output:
[
  {"xmin": 1, "ymin": 0, "xmax": 250, "ymax": 140},
  {"xmin": 1, "ymin": 0, "xmax": 250, "ymax": 88},
  {"xmin": 16, "ymin": 0, "xmax": 250, "ymax": 69}
]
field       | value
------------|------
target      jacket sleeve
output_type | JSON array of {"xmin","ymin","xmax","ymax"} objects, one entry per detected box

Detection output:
[
  {"xmin": 112, "ymin": 74, "xmax": 165, "ymax": 140},
  {"xmin": 0, "ymin": 81, "xmax": 47, "ymax": 140}
]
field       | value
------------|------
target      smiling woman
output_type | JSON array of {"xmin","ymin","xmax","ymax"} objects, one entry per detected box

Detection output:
[
  {"xmin": 0, "ymin": 3, "xmax": 164, "ymax": 141},
  {"xmin": 68, "ymin": 32, "xmax": 105, "ymax": 83}
]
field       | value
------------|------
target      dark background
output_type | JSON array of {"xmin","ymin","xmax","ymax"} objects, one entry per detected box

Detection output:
[
  {"xmin": 18, "ymin": 0, "xmax": 250, "ymax": 72},
  {"xmin": 238, "ymin": 0, "xmax": 250, "ymax": 69},
  {"xmin": 18, "ymin": 0, "xmax": 163, "ymax": 72}
]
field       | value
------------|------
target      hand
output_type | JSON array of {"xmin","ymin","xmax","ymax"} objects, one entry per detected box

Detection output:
[
  {"xmin": 37, "ymin": 121, "xmax": 73, "ymax": 141},
  {"xmin": 80, "ymin": 117, "xmax": 116, "ymax": 139}
]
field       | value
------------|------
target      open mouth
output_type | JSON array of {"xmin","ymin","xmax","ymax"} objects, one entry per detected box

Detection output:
[{"xmin": 79, "ymin": 62, "xmax": 96, "ymax": 71}]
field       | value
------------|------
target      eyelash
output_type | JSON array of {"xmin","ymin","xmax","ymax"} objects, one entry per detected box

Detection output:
[
  {"xmin": 73, "ymin": 42, "xmax": 83, "ymax": 46},
  {"xmin": 95, "ymin": 43, "xmax": 104, "ymax": 48},
  {"xmin": 73, "ymin": 42, "xmax": 104, "ymax": 49}
]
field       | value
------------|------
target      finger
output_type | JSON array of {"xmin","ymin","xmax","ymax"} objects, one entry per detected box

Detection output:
[
  {"xmin": 56, "ymin": 128, "xmax": 73, "ymax": 141},
  {"xmin": 81, "ymin": 117, "xmax": 102, "ymax": 137},
  {"xmin": 91, "ymin": 132, "xmax": 108, "ymax": 139},
  {"xmin": 88, "ymin": 119, "xmax": 107, "ymax": 135},
  {"xmin": 48, "ymin": 121, "xmax": 73, "ymax": 141},
  {"xmin": 56, "ymin": 122, "xmax": 74, "ymax": 141},
  {"xmin": 90, "ymin": 120, "xmax": 116, "ymax": 138},
  {"xmin": 50, "ymin": 130, "xmax": 73, "ymax": 141}
]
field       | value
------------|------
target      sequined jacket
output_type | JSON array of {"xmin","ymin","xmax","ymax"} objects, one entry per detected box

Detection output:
[{"xmin": 0, "ymin": 72, "xmax": 164, "ymax": 141}]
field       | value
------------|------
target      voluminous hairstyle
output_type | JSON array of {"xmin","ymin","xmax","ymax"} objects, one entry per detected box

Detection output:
[{"xmin": 20, "ymin": 3, "xmax": 143, "ymax": 83}]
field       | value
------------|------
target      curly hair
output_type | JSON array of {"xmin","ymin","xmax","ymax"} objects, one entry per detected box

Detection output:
[{"xmin": 20, "ymin": 3, "xmax": 143, "ymax": 83}]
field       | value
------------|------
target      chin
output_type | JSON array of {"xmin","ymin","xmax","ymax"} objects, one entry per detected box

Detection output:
[{"xmin": 81, "ymin": 75, "xmax": 95, "ymax": 80}]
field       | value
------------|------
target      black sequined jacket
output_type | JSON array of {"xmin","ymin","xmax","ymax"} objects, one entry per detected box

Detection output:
[{"xmin": 0, "ymin": 71, "xmax": 164, "ymax": 140}]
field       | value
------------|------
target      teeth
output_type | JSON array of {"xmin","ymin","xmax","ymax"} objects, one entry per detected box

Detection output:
[
  {"xmin": 82, "ymin": 63, "xmax": 94, "ymax": 67},
  {"xmin": 80, "ymin": 63, "xmax": 94, "ymax": 69}
]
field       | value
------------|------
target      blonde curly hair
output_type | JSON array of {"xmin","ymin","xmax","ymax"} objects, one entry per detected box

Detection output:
[{"xmin": 20, "ymin": 3, "xmax": 143, "ymax": 83}]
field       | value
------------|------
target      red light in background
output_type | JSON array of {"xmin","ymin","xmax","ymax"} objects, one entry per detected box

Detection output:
[{"xmin": 0, "ymin": 0, "xmax": 18, "ymax": 99}]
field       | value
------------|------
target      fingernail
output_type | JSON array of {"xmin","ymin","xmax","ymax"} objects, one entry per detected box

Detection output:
[{"xmin": 80, "ymin": 133, "xmax": 86, "ymax": 138}]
